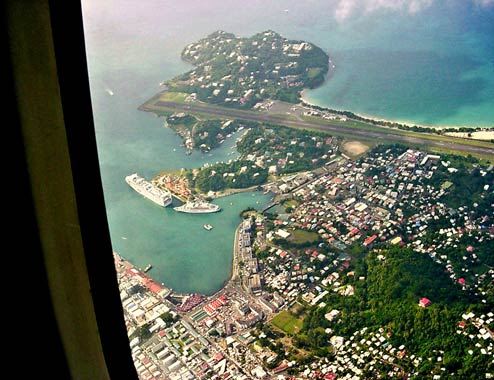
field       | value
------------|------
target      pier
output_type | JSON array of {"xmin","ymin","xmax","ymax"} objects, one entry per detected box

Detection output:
[
  {"xmin": 153, "ymin": 173, "xmax": 190, "ymax": 203},
  {"xmin": 262, "ymin": 201, "xmax": 279, "ymax": 213},
  {"xmin": 169, "ymin": 192, "xmax": 187, "ymax": 203}
]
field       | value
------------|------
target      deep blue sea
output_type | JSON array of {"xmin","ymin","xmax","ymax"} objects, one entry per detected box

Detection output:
[{"xmin": 81, "ymin": 0, "xmax": 494, "ymax": 294}]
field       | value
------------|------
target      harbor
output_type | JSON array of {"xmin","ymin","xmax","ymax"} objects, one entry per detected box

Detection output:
[
  {"xmin": 113, "ymin": 186, "xmax": 272, "ymax": 294},
  {"xmin": 113, "ymin": 252, "xmax": 172, "ymax": 298},
  {"xmin": 113, "ymin": 212, "xmax": 249, "ymax": 306},
  {"xmin": 86, "ymin": 0, "xmax": 494, "ymax": 298},
  {"xmin": 129, "ymin": 172, "xmax": 222, "ymax": 214}
]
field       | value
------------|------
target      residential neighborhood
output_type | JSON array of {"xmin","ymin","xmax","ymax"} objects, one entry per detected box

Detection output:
[
  {"xmin": 165, "ymin": 30, "xmax": 329, "ymax": 108},
  {"xmin": 76, "ymin": 5, "xmax": 494, "ymax": 379},
  {"xmin": 116, "ymin": 142, "xmax": 493, "ymax": 379}
]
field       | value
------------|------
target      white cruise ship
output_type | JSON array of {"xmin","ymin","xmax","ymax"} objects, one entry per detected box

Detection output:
[
  {"xmin": 174, "ymin": 201, "xmax": 221, "ymax": 214},
  {"xmin": 125, "ymin": 173, "xmax": 172, "ymax": 207}
]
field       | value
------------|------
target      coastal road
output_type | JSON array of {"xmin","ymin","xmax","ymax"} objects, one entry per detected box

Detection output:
[{"xmin": 145, "ymin": 100, "xmax": 494, "ymax": 157}]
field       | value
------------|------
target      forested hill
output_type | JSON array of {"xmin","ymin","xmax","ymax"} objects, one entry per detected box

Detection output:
[
  {"xmin": 165, "ymin": 30, "xmax": 329, "ymax": 107},
  {"xmin": 300, "ymin": 247, "xmax": 493, "ymax": 378}
]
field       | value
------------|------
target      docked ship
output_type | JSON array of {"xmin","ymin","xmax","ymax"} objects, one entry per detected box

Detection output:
[
  {"xmin": 143, "ymin": 264, "xmax": 152, "ymax": 272},
  {"xmin": 125, "ymin": 173, "xmax": 172, "ymax": 207},
  {"xmin": 174, "ymin": 201, "xmax": 221, "ymax": 214}
]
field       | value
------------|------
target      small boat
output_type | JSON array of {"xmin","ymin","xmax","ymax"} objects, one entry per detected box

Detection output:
[
  {"xmin": 203, "ymin": 224, "xmax": 213, "ymax": 231},
  {"xmin": 121, "ymin": 236, "xmax": 127, "ymax": 240},
  {"xmin": 105, "ymin": 88, "xmax": 114, "ymax": 96},
  {"xmin": 144, "ymin": 264, "xmax": 152, "ymax": 272}
]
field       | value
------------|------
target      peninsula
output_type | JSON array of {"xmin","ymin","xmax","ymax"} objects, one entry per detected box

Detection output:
[{"xmin": 141, "ymin": 31, "xmax": 492, "ymax": 162}]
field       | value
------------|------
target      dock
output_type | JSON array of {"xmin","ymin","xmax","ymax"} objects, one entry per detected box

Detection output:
[
  {"xmin": 169, "ymin": 192, "xmax": 187, "ymax": 203},
  {"xmin": 262, "ymin": 201, "xmax": 279, "ymax": 213},
  {"xmin": 153, "ymin": 174, "xmax": 190, "ymax": 203}
]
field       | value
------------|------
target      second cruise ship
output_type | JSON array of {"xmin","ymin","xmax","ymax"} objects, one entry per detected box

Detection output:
[
  {"xmin": 174, "ymin": 201, "xmax": 221, "ymax": 214},
  {"xmin": 125, "ymin": 173, "xmax": 172, "ymax": 207}
]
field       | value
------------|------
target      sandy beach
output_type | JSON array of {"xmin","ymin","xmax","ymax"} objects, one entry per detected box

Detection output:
[
  {"xmin": 300, "ymin": 91, "xmax": 492, "ymax": 132},
  {"xmin": 445, "ymin": 131, "xmax": 494, "ymax": 141}
]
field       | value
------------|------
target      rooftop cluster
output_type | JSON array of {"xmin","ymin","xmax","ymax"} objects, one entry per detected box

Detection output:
[{"xmin": 166, "ymin": 30, "xmax": 329, "ymax": 107}]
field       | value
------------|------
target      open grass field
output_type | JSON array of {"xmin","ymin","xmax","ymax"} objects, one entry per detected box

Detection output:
[
  {"xmin": 283, "ymin": 199, "xmax": 300, "ymax": 209},
  {"xmin": 445, "ymin": 130, "xmax": 494, "ymax": 141},
  {"xmin": 158, "ymin": 91, "xmax": 188, "ymax": 103},
  {"xmin": 342, "ymin": 140, "xmax": 371, "ymax": 157},
  {"xmin": 429, "ymin": 146, "xmax": 493, "ymax": 164},
  {"xmin": 307, "ymin": 67, "xmax": 323, "ymax": 79},
  {"xmin": 289, "ymin": 229, "xmax": 320, "ymax": 244},
  {"xmin": 271, "ymin": 310, "xmax": 304, "ymax": 335}
]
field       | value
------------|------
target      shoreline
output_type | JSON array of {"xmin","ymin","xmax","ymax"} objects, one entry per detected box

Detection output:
[
  {"xmin": 300, "ymin": 90, "xmax": 493, "ymax": 131},
  {"xmin": 114, "ymin": 221, "xmax": 244, "ymax": 301},
  {"xmin": 208, "ymin": 184, "xmax": 262, "ymax": 199},
  {"xmin": 132, "ymin": 61, "xmax": 491, "ymax": 299},
  {"xmin": 113, "ymin": 252, "xmax": 172, "ymax": 296}
]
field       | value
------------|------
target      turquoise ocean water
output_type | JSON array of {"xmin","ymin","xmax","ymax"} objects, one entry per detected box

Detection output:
[{"xmin": 81, "ymin": 0, "xmax": 494, "ymax": 294}]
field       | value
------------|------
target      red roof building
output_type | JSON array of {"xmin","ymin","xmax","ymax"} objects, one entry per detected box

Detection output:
[
  {"xmin": 324, "ymin": 374, "xmax": 337, "ymax": 380},
  {"xmin": 419, "ymin": 297, "xmax": 432, "ymax": 308},
  {"xmin": 213, "ymin": 352, "xmax": 224, "ymax": 362},
  {"xmin": 363, "ymin": 234, "xmax": 378, "ymax": 247},
  {"xmin": 272, "ymin": 363, "xmax": 289, "ymax": 374}
]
